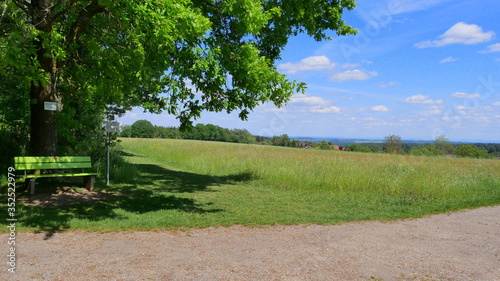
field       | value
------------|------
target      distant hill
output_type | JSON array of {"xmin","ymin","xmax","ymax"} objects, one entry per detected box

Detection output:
[
  {"xmin": 292, "ymin": 137, "xmax": 415, "ymax": 146},
  {"xmin": 292, "ymin": 137, "xmax": 499, "ymax": 146}
]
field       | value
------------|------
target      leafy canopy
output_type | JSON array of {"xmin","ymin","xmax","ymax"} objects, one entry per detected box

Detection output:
[{"xmin": 1, "ymin": 0, "xmax": 357, "ymax": 129}]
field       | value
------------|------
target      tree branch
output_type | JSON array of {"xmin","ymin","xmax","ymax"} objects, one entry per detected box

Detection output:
[
  {"xmin": 13, "ymin": 0, "xmax": 29, "ymax": 8},
  {"xmin": 67, "ymin": 0, "xmax": 106, "ymax": 42},
  {"xmin": 12, "ymin": 0, "xmax": 31, "ymax": 15},
  {"xmin": 48, "ymin": 0, "xmax": 80, "ymax": 25},
  {"xmin": 1, "ymin": 0, "xmax": 8, "ymax": 22}
]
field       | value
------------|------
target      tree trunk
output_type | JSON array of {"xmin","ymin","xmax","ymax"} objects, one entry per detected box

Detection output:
[
  {"xmin": 29, "ymin": 82, "xmax": 58, "ymax": 156},
  {"xmin": 29, "ymin": 0, "xmax": 58, "ymax": 156}
]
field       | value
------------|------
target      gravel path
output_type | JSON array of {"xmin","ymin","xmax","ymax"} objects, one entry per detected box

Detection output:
[{"xmin": 2, "ymin": 206, "xmax": 499, "ymax": 281}]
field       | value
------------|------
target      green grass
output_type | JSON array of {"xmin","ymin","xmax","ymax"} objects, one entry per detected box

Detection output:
[{"xmin": 2, "ymin": 138, "xmax": 499, "ymax": 234}]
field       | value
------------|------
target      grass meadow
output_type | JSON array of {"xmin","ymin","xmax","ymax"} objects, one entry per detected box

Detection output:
[{"xmin": 3, "ymin": 138, "xmax": 499, "ymax": 233}]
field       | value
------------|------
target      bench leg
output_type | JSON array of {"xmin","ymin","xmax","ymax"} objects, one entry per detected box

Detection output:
[
  {"xmin": 84, "ymin": 176, "xmax": 95, "ymax": 191},
  {"xmin": 26, "ymin": 179, "xmax": 36, "ymax": 195}
]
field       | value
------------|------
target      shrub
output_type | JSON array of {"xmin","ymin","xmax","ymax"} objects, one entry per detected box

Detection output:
[
  {"xmin": 455, "ymin": 144, "xmax": 492, "ymax": 159},
  {"xmin": 131, "ymin": 120, "xmax": 155, "ymax": 138}
]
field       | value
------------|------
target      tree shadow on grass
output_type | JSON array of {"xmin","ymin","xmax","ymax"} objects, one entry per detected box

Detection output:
[
  {"xmin": 126, "ymin": 163, "xmax": 253, "ymax": 193},
  {"xmin": 16, "ymin": 156, "xmax": 254, "ymax": 239}
]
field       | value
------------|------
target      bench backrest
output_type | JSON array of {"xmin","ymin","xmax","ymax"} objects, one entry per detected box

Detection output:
[{"xmin": 14, "ymin": 156, "xmax": 93, "ymax": 171}]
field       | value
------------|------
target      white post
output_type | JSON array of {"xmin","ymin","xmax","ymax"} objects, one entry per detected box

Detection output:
[
  {"xmin": 104, "ymin": 105, "xmax": 122, "ymax": 187},
  {"xmin": 106, "ymin": 131, "xmax": 110, "ymax": 186}
]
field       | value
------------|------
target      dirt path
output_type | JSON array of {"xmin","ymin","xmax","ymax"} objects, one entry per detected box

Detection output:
[{"xmin": 2, "ymin": 206, "xmax": 499, "ymax": 281}]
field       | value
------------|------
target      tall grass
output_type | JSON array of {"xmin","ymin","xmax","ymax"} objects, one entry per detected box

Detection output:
[
  {"xmin": 123, "ymin": 138, "xmax": 498, "ymax": 202},
  {"xmin": 5, "ymin": 138, "xmax": 499, "ymax": 232}
]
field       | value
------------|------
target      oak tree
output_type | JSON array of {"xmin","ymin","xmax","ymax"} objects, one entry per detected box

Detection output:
[{"xmin": 1, "ymin": 0, "xmax": 357, "ymax": 155}]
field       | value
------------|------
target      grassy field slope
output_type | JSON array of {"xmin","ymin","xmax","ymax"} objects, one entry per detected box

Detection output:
[{"xmin": 6, "ymin": 138, "xmax": 500, "ymax": 232}]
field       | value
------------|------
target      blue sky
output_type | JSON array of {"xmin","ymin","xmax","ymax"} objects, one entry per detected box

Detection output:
[{"xmin": 119, "ymin": 0, "xmax": 500, "ymax": 142}]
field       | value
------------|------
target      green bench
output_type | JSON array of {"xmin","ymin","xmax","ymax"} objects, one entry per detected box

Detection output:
[{"xmin": 14, "ymin": 156, "xmax": 98, "ymax": 194}]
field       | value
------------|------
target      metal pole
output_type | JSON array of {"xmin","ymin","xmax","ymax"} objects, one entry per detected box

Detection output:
[{"xmin": 106, "ymin": 131, "xmax": 110, "ymax": 186}]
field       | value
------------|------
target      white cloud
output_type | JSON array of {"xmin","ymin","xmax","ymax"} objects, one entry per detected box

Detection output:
[
  {"xmin": 379, "ymin": 81, "xmax": 398, "ymax": 88},
  {"xmin": 404, "ymin": 94, "xmax": 443, "ymax": 104},
  {"xmin": 480, "ymin": 43, "xmax": 500, "ymax": 53},
  {"xmin": 311, "ymin": 106, "xmax": 342, "ymax": 114},
  {"xmin": 422, "ymin": 105, "xmax": 444, "ymax": 116},
  {"xmin": 493, "ymin": 102, "xmax": 500, "ymax": 106},
  {"xmin": 288, "ymin": 94, "xmax": 342, "ymax": 114},
  {"xmin": 440, "ymin": 56, "xmax": 458, "ymax": 63},
  {"xmin": 389, "ymin": 0, "xmax": 453, "ymax": 14},
  {"xmin": 262, "ymin": 107, "xmax": 286, "ymax": 113},
  {"xmin": 290, "ymin": 95, "xmax": 328, "ymax": 106},
  {"xmin": 456, "ymin": 105, "xmax": 467, "ymax": 115},
  {"xmin": 126, "ymin": 112, "xmax": 139, "ymax": 119},
  {"xmin": 330, "ymin": 70, "xmax": 378, "ymax": 82},
  {"xmin": 415, "ymin": 22, "xmax": 494, "ymax": 48},
  {"xmin": 357, "ymin": 0, "xmax": 452, "ymax": 23},
  {"xmin": 371, "ymin": 105, "xmax": 390, "ymax": 112},
  {"xmin": 450, "ymin": 92, "xmax": 480, "ymax": 98},
  {"xmin": 278, "ymin": 56, "xmax": 336, "ymax": 74},
  {"xmin": 341, "ymin": 63, "xmax": 360, "ymax": 69}
]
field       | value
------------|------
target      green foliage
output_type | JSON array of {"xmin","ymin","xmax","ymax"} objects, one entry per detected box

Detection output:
[
  {"xmin": 345, "ymin": 144, "xmax": 371, "ymax": 152},
  {"xmin": 270, "ymin": 134, "xmax": 300, "ymax": 147},
  {"xmin": 1, "ymin": 0, "xmax": 357, "ymax": 155},
  {"xmin": 180, "ymin": 124, "xmax": 256, "ymax": 144},
  {"xmin": 367, "ymin": 144, "xmax": 383, "ymax": 153},
  {"xmin": 319, "ymin": 140, "xmax": 332, "ymax": 150},
  {"xmin": 56, "ymin": 96, "xmax": 110, "ymax": 158},
  {"xmin": 434, "ymin": 135, "xmax": 454, "ymax": 155},
  {"xmin": 383, "ymin": 135, "xmax": 403, "ymax": 154},
  {"xmin": 455, "ymin": 144, "xmax": 492, "ymax": 159},
  {"xmin": 473, "ymin": 143, "xmax": 500, "ymax": 157},
  {"xmin": 120, "ymin": 125, "xmax": 132, "ymax": 138},
  {"xmin": 273, "ymin": 134, "xmax": 290, "ymax": 147},
  {"xmin": 122, "ymin": 122, "xmax": 256, "ymax": 144},
  {"xmin": 409, "ymin": 146, "xmax": 435, "ymax": 156},
  {"xmin": 0, "ymin": 67, "xmax": 30, "ymax": 169},
  {"xmin": 131, "ymin": 120, "xmax": 155, "ymax": 138}
]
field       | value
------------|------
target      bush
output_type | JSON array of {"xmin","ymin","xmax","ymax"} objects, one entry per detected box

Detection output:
[
  {"xmin": 409, "ymin": 146, "xmax": 435, "ymax": 156},
  {"xmin": 131, "ymin": 120, "xmax": 155, "ymax": 138},
  {"xmin": 121, "ymin": 125, "xmax": 132, "ymax": 137},
  {"xmin": 434, "ymin": 135, "xmax": 455, "ymax": 155},
  {"xmin": 319, "ymin": 140, "xmax": 332, "ymax": 150},
  {"xmin": 345, "ymin": 144, "xmax": 372, "ymax": 153},
  {"xmin": 454, "ymin": 144, "xmax": 492, "ymax": 159}
]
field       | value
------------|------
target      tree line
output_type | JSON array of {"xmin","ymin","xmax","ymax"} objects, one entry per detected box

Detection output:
[
  {"xmin": 121, "ymin": 120, "xmax": 499, "ymax": 159},
  {"xmin": 120, "ymin": 120, "xmax": 257, "ymax": 144},
  {"xmin": 344, "ymin": 135, "xmax": 497, "ymax": 159}
]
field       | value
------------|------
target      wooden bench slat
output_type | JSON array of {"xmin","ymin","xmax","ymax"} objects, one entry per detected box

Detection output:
[
  {"xmin": 15, "ymin": 162, "xmax": 92, "ymax": 170},
  {"xmin": 14, "ymin": 156, "xmax": 91, "ymax": 164},
  {"xmin": 18, "ymin": 172, "xmax": 98, "ymax": 179}
]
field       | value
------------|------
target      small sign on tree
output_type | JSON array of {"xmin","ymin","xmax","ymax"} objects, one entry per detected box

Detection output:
[
  {"xmin": 105, "ymin": 121, "xmax": 122, "ymax": 133},
  {"xmin": 44, "ymin": 102, "xmax": 57, "ymax": 111}
]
